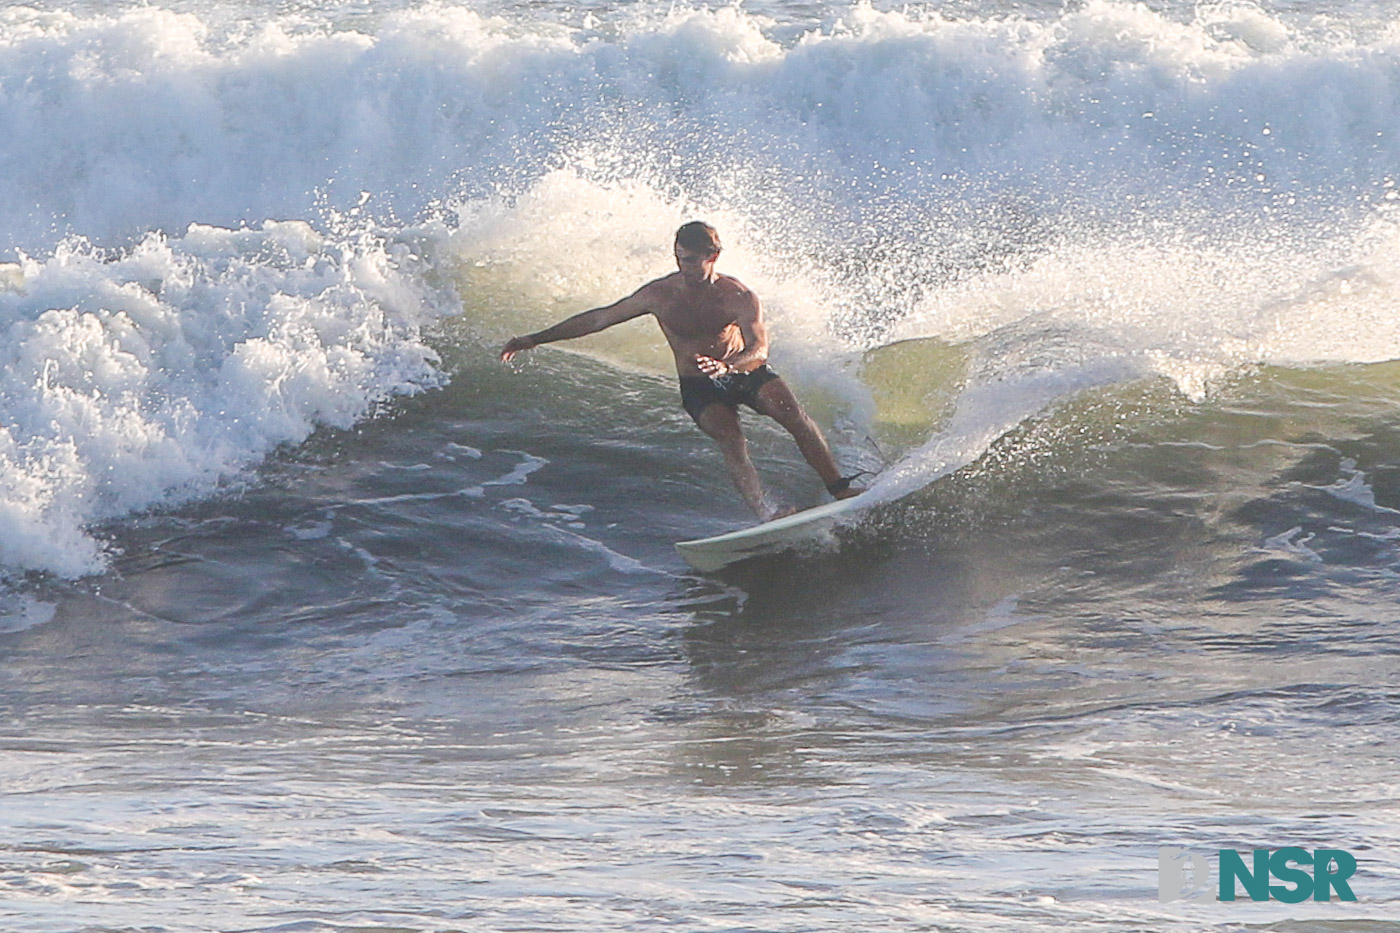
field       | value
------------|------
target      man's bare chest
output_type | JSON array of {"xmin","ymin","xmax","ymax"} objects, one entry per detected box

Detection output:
[{"xmin": 655, "ymin": 301, "xmax": 739, "ymax": 342}]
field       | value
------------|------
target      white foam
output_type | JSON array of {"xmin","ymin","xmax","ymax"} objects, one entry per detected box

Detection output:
[
  {"xmin": 1308, "ymin": 458, "xmax": 1400, "ymax": 516},
  {"xmin": 1258, "ymin": 526, "xmax": 1324, "ymax": 563},
  {"xmin": 1, "ymin": 2, "xmax": 1397, "ymax": 249},
  {"xmin": 481, "ymin": 452, "xmax": 549, "ymax": 488},
  {"xmin": 0, "ymin": 221, "xmax": 443, "ymax": 577}
]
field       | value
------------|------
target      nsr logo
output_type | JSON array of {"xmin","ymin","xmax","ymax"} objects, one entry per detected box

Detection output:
[{"xmin": 1159, "ymin": 847, "xmax": 1358, "ymax": 903}]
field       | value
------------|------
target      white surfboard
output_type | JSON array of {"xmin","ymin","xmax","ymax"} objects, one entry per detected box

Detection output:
[{"xmin": 675, "ymin": 493, "xmax": 875, "ymax": 572}]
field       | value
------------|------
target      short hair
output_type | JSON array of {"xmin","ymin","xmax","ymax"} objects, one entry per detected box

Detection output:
[{"xmin": 675, "ymin": 221, "xmax": 721, "ymax": 256}]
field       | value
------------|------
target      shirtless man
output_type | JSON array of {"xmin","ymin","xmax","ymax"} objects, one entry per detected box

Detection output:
[{"xmin": 500, "ymin": 221, "xmax": 863, "ymax": 521}]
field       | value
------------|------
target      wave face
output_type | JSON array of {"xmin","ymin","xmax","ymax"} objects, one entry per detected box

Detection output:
[{"xmin": 6, "ymin": 0, "xmax": 1400, "ymax": 574}]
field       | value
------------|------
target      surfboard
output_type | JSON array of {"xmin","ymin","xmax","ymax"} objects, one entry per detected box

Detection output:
[{"xmin": 675, "ymin": 493, "xmax": 874, "ymax": 572}]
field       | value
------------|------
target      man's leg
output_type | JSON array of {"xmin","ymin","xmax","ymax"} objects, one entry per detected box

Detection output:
[
  {"xmin": 752, "ymin": 378, "xmax": 862, "ymax": 499},
  {"xmin": 693, "ymin": 402, "xmax": 772, "ymax": 520}
]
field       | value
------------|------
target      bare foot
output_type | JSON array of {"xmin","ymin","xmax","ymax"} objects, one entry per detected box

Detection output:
[
  {"xmin": 764, "ymin": 505, "xmax": 799, "ymax": 522},
  {"xmin": 832, "ymin": 485, "xmax": 864, "ymax": 501}
]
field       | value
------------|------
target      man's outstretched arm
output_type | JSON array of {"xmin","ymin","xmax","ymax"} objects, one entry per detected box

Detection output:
[{"xmin": 501, "ymin": 289, "xmax": 652, "ymax": 361}]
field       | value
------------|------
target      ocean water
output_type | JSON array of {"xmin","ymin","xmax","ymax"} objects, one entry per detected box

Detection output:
[{"xmin": 2, "ymin": 0, "xmax": 1400, "ymax": 930}]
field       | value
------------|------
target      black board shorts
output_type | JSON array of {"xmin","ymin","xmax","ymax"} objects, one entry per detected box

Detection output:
[{"xmin": 679, "ymin": 364, "xmax": 781, "ymax": 422}]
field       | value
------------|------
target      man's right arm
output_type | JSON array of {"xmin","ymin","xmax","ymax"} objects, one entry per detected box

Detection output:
[{"xmin": 500, "ymin": 287, "xmax": 654, "ymax": 361}]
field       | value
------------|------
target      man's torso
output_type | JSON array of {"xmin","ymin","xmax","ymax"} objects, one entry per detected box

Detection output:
[{"xmin": 645, "ymin": 273, "xmax": 749, "ymax": 377}]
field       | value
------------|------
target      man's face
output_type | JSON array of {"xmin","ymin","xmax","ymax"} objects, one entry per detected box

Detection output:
[{"xmin": 675, "ymin": 245, "xmax": 718, "ymax": 282}]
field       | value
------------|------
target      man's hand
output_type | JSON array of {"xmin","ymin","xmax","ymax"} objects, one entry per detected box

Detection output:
[
  {"xmin": 500, "ymin": 335, "xmax": 537, "ymax": 362},
  {"xmin": 694, "ymin": 354, "xmax": 733, "ymax": 378}
]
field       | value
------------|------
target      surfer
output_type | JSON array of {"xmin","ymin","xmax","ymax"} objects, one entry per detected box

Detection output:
[{"xmin": 500, "ymin": 221, "xmax": 864, "ymax": 521}]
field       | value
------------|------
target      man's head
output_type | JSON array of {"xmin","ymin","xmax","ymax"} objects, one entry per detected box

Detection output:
[
  {"xmin": 675, "ymin": 221, "xmax": 721, "ymax": 257},
  {"xmin": 674, "ymin": 221, "xmax": 721, "ymax": 282}
]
